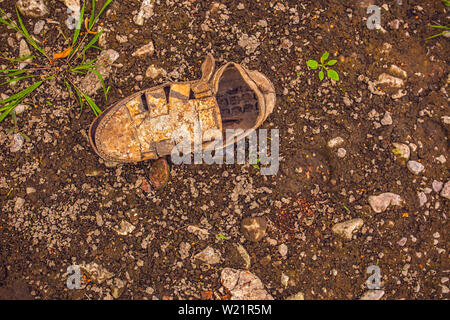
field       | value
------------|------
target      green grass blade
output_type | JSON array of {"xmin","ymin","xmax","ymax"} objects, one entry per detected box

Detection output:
[
  {"xmin": 91, "ymin": 0, "xmax": 112, "ymax": 27},
  {"xmin": 0, "ymin": 17, "xmax": 18, "ymax": 31},
  {"xmin": 15, "ymin": 7, "xmax": 45, "ymax": 55},
  {"xmin": 82, "ymin": 30, "xmax": 103, "ymax": 54},
  {"xmin": 426, "ymin": 32, "xmax": 444, "ymax": 40},
  {"xmin": 427, "ymin": 25, "xmax": 450, "ymax": 29},
  {"xmin": 90, "ymin": 69, "xmax": 107, "ymax": 100},
  {"xmin": 80, "ymin": 90, "xmax": 101, "ymax": 115},
  {"xmin": 73, "ymin": 85, "xmax": 84, "ymax": 111},
  {"xmin": 0, "ymin": 74, "xmax": 38, "ymax": 85},
  {"xmin": 11, "ymin": 109, "xmax": 17, "ymax": 126},
  {"xmin": 0, "ymin": 99, "xmax": 22, "ymax": 122},
  {"xmin": 64, "ymin": 80, "xmax": 72, "ymax": 98},
  {"xmin": 72, "ymin": 0, "xmax": 86, "ymax": 47},
  {"xmin": 0, "ymin": 69, "xmax": 28, "ymax": 78},
  {"xmin": 89, "ymin": 0, "xmax": 96, "ymax": 29},
  {"xmin": 0, "ymin": 8, "xmax": 20, "ymax": 32},
  {"xmin": 0, "ymin": 69, "xmax": 20, "ymax": 73},
  {"xmin": 0, "ymin": 80, "xmax": 43, "ymax": 104}
]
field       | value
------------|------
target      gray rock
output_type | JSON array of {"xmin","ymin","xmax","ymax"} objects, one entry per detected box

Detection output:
[
  {"xmin": 10, "ymin": 133, "xmax": 24, "ymax": 152},
  {"xmin": 80, "ymin": 263, "xmax": 113, "ymax": 284},
  {"xmin": 440, "ymin": 181, "xmax": 450, "ymax": 200},
  {"xmin": 360, "ymin": 290, "xmax": 385, "ymax": 300},
  {"xmin": 286, "ymin": 291, "xmax": 304, "ymax": 300},
  {"xmin": 179, "ymin": 242, "xmax": 191, "ymax": 260},
  {"xmin": 368, "ymin": 193, "xmax": 403, "ymax": 213},
  {"xmin": 33, "ymin": 20, "xmax": 45, "ymax": 34},
  {"xmin": 234, "ymin": 244, "xmax": 251, "ymax": 269},
  {"xmin": 193, "ymin": 246, "xmax": 221, "ymax": 265},
  {"xmin": 187, "ymin": 225, "xmax": 209, "ymax": 240},
  {"xmin": 432, "ymin": 180, "xmax": 443, "ymax": 193},
  {"xmin": 18, "ymin": 39, "xmax": 32, "ymax": 69},
  {"xmin": 238, "ymin": 33, "xmax": 260, "ymax": 54},
  {"xmin": 114, "ymin": 220, "xmax": 135, "ymax": 236},
  {"xmin": 132, "ymin": 41, "xmax": 154, "ymax": 57},
  {"xmin": 14, "ymin": 197, "xmax": 25, "ymax": 212},
  {"xmin": 278, "ymin": 243, "xmax": 288, "ymax": 258},
  {"xmin": 417, "ymin": 192, "xmax": 427, "ymax": 207},
  {"xmin": 389, "ymin": 65, "xmax": 407, "ymax": 79},
  {"xmin": 407, "ymin": 161, "xmax": 424, "ymax": 175},
  {"xmin": 328, "ymin": 137, "xmax": 344, "ymax": 149},
  {"xmin": 220, "ymin": 268, "xmax": 273, "ymax": 300},
  {"xmin": 380, "ymin": 111, "xmax": 393, "ymax": 125},
  {"xmin": 240, "ymin": 217, "xmax": 267, "ymax": 242},
  {"xmin": 79, "ymin": 49, "xmax": 119, "ymax": 95},
  {"xmin": 26, "ymin": 187, "xmax": 36, "ymax": 194},
  {"xmin": 14, "ymin": 104, "xmax": 27, "ymax": 114},
  {"xmin": 397, "ymin": 237, "xmax": 407, "ymax": 246},
  {"xmin": 392, "ymin": 143, "xmax": 410, "ymax": 161},
  {"xmin": 337, "ymin": 148, "xmax": 347, "ymax": 158},
  {"xmin": 332, "ymin": 218, "xmax": 364, "ymax": 240},
  {"xmin": 133, "ymin": 0, "xmax": 154, "ymax": 26},
  {"xmin": 16, "ymin": 0, "xmax": 49, "ymax": 18},
  {"xmin": 95, "ymin": 212, "xmax": 104, "ymax": 227},
  {"xmin": 145, "ymin": 65, "xmax": 166, "ymax": 79},
  {"xmin": 377, "ymin": 73, "xmax": 404, "ymax": 88}
]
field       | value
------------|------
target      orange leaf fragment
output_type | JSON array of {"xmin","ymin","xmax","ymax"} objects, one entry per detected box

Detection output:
[{"xmin": 53, "ymin": 47, "xmax": 72, "ymax": 60}]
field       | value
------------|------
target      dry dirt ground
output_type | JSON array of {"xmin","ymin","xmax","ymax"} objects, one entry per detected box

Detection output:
[{"xmin": 0, "ymin": 0, "xmax": 449, "ymax": 300}]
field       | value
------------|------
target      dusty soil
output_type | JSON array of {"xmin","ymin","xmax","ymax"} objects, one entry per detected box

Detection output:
[{"xmin": 0, "ymin": 0, "xmax": 448, "ymax": 300}]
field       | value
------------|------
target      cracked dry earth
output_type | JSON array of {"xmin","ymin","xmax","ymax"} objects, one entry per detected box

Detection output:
[{"xmin": 0, "ymin": 0, "xmax": 449, "ymax": 300}]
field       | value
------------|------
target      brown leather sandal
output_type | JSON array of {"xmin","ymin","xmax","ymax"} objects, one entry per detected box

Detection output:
[{"xmin": 89, "ymin": 54, "xmax": 276, "ymax": 163}]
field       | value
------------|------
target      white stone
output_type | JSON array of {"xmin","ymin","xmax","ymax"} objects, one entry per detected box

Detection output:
[
  {"xmin": 133, "ymin": 0, "xmax": 154, "ymax": 26},
  {"xmin": 14, "ymin": 197, "xmax": 25, "ymax": 212},
  {"xmin": 360, "ymin": 290, "xmax": 385, "ymax": 300},
  {"xmin": 115, "ymin": 220, "xmax": 135, "ymax": 235},
  {"xmin": 432, "ymin": 180, "xmax": 443, "ymax": 193},
  {"xmin": 286, "ymin": 291, "xmax": 304, "ymax": 300},
  {"xmin": 417, "ymin": 192, "xmax": 427, "ymax": 207},
  {"xmin": 377, "ymin": 73, "xmax": 404, "ymax": 88},
  {"xmin": 17, "ymin": 0, "xmax": 49, "ymax": 18},
  {"xmin": 10, "ymin": 133, "xmax": 24, "ymax": 152},
  {"xmin": 132, "ymin": 41, "xmax": 154, "ymax": 57},
  {"xmin": 193, "ymin": 246, "xmax": 221, "ymax": 265},
  {"xmin": 440, "ymin": 181, "xmax": 450, "ymax": 200},
  {"xmin": 33, "ymin": 20, "xmax": 45, "ymax": 34},
  {"xmin": 221, "ymin": 268, "xmax": 273, "ymax": 300},
  {"xmin": 279, "ymin": 243, "xmax": 288, "ymax": 258},
  {"xmin": 380, "ymin": 111, "xmax": 392, "ymax": 125},
  {"xmin": 337, "ymin": 148, "xmax": 347, "ymax": 158},
  {"xmin": 392, "ymin": 143, "xmax": 410, "ymax": 161},
  {"xmin": 145, "ymin": 65, "xmax": 166, "ymax": 79},
  {"xmin": 332, "ymin": 218, "xmax": 364, "ymax": 240},
  {"xmin": 368, "ymin": 193, "xmax": 403, "ymax": 213},
  {"xmin": 328, "ymin": 137, "xmax": 344, "ymax": 148},
  {"xmin": 407, "ymin": 161, "xmax": 424, "ymax": 175}
]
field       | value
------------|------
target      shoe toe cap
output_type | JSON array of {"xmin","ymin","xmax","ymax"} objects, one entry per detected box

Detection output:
[{"xmin": 96, "ymin": 107, "xmax": 142, "ymax": 162}]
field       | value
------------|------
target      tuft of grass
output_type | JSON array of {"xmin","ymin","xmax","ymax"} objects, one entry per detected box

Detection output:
[
  {"xmin": 425, "ymin": 24, "xmax": 450, "ymax": 40},
  {"xmin": 0, "ymin": 0, "xmax": 113, "ymax": 125},
  {"xmin": 306, "ymin": 51, "xmax": 339, "ymax": 82}
]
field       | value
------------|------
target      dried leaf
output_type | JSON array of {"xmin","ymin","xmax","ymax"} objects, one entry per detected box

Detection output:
[{"xmin": 53, "ymin": 47, "xmax": 72, "ymax": 60}]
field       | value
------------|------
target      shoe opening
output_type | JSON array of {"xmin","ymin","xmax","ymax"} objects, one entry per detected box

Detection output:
[{"xmin": 216, "ymin": 65, "xmax": 259, "ymax": 132}]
